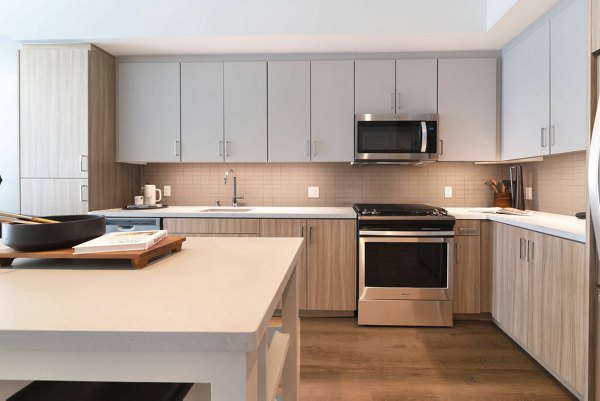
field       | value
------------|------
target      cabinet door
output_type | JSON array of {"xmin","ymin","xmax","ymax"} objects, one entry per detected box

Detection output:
[
  {"xmin": 453, "ymin": 235, "xmax": 481, "ymax": 314},
  {"xmin": 502, "ymin": 22, "xmax": 550, "ymax": 160},
  {"xmin": 117, "ymin": 62, "xmax": 181, "ymax": 163},
  {"xmin": 395, "ymin": 59, "xmax": 437, "ymax": 114},
  {"xmin": 593, "ymin": 0, "xmax": 600, "ymax": 53},
  {"xmin": 163, "ymin": 218, "xmax": 260, "ymax": 235},
  {"xmin": 223, "ymin": 62, "xmax": 267, "ymax": 162},
  {"xmin": 21, "ymin": 178, "xmax": 88, "ymax": 215},
  {"xmin": 530, "ymin": 232, "xmax": 587, "ymax": 394},
  {"xmin": 20, "ymin": 47, "xmax": 88, "ymax": 178},
  {"xmin": 306, "ymin": 219, "xmax": 356, "ymax": 311},
  {"xmin": 181, "ymin": 62, "xmax": 224, "ymax": 162},
  {"xmin": 354, "ymin": 60, "xmax": 396, "ymax": 114},
  {"xmin": 310, "ymin": 61, "xmax": 354, "ymax": 162},
  {"xmin": 549, "ymin": 0, "xmax": 587, "ymax": 155},
  {"xmin": 267, "ymin": 61, "xmax": 310, "ymax": 162},
  {"xmin": 492, "ymin": 223, "xmax": 530, "ymax": 343},
  {"xmin": 438, "ymin": 59, "xmax": 497, "ymax": 162},
  {"xmin": 260, "ymin": 219, "xmax": 308, "ymax": 309}
]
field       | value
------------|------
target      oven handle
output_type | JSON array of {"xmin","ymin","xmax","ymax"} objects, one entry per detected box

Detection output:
[{"xmin": 359, "ymin": 230, "xmax": 454, "ymax": 237}]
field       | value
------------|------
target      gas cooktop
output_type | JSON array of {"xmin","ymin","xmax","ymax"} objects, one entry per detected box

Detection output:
[{"xmin": 353, "ymin": 203, "xmax": 449, "ymax": 217}]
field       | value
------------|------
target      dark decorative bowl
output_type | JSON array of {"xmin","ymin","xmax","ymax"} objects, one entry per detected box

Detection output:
[{"xmin": 2, "ymin": 215, "xmax": 106, "ymax": 251}]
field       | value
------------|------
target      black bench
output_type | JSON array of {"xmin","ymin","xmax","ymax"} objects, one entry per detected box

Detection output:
[{"xmin": 7, "ymin": 381, "xmax": 193, "ymax": 401}]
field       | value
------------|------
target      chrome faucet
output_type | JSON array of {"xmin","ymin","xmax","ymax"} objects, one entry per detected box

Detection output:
[{"xmin": 223, "ymin": 169, "xmax": 244, "ymax": 207}]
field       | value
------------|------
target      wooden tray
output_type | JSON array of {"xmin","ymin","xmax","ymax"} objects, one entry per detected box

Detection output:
[{"xmin": 0, "ymin": 236, "xmax": 186, "ymax": 269}]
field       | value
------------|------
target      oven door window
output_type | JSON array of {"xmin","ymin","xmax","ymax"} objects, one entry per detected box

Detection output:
[
  {"xmin": 364, "ymin": 241, "xmax": 448, "ymax": 288},
  {"xmin": 357, "ymin": 121, "xmax": 424, "ymax": 153}
]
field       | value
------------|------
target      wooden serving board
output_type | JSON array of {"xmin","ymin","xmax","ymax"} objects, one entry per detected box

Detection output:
[{"xmin": 0, "ymin": 236, "xmax": 186, "ymax": 269}]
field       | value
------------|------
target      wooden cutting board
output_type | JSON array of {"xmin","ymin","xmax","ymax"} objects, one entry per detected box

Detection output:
[{"xmin": 0, "ymin": 236, "xmax": 186, "ymax": 269}]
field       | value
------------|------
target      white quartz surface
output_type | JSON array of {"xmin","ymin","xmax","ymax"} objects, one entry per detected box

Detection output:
[
  {"xmin": 0, "ymin": 237, "xmax": 303, "ymax": 353},
  {"xmin": 446, "ymin": 207, "xmax": 586, "ymax": 243},
  {"xmin": 91, "ymin": 206, "xmax": 357, "ymax": 219}
]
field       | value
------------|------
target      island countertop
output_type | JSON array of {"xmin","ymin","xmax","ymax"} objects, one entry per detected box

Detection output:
[{"xmin": 0, "ymin": 237, "xmax": 303, "ymax": 353}]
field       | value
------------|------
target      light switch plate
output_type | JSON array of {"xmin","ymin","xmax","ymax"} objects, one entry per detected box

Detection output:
[
  {"xmin": 525, "ymin": 187, "xmax": 533, "ymax": 200},
  {"xmin": 308, "ymin": 186, "xmax": 320, "ymax": 198},
  {"xmin": 164, "ymin": 185, "xmax": 171, "ymax": 197},
  {"xmin": 444, "ymin": 186, "xmax": 453, "ymax": 198}
]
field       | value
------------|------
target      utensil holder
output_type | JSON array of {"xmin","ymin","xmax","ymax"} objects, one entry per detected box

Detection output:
[{"xmin": 494, "ymin": 192, "xmax": 512, "ymax": 208}]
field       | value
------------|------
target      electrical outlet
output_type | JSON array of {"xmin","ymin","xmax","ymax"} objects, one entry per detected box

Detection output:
[
  {"xmin": 444, "ymin": 186, "xmax": 453, "ymax": 198},
  {"xmin": 525, "ymin": 187, "xmax": 533, "ymax": 200},
  {"xmin": 308, "ymin": 186, "xmax": 320, "ymax": 198},
  {"xmin": 164, "ymin": 185, "xmax": 171, "ymax": 197}
]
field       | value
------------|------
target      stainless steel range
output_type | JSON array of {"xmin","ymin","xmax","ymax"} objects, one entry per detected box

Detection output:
[{"xmin": 353, "ymin": 203, "xmax": 456, "ymax": 327}]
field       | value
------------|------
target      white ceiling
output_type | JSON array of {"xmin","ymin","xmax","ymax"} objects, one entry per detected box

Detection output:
[{"xmin": 0, "ymin": 0, "xmax": 560, "ymax": 55}]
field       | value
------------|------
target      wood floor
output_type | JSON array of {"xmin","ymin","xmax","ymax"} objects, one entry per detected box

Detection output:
[{"xmin": 299, "ymin": 318, "xmax": 577, "ymax": 401}]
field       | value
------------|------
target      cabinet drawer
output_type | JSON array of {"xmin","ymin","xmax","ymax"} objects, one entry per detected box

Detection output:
[
  {"xmin": 163, "ymin": 218, "xmax": 260, "ymax": 234},
  {"xmin": 455, "ymin": 220, "xmax": 481, "ymax": 236}
]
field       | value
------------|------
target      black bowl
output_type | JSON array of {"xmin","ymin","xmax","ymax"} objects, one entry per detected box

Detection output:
[{"xmin": 2, "ymin": 215, "xmax": 106, "ymax": 251}]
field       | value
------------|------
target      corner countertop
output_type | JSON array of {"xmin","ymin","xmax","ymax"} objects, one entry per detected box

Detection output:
[
  {"xmin": 0, "ymin": 237, "xmax": 303, "ymax": 353},
  {"xmin": 91, "ymin": 206, "xmax": 357, "ymax": 219},
  {"xmin": 445, "ymin": 207, "xmax": 586, "ymax": 243}
]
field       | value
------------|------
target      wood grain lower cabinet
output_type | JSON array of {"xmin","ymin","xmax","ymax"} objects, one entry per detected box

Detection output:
[
  {"xmin": 260, "ymin": 219, "xmax": 308, "ymax": 309},
  {"xmin": 492, "ymin": 222, "xmax": 588, "ymax": 396},
  {"xmin": 306, "ymin": 219, "xmax": 356, "ymax": 311},
  {"xmin": 163, "ymin": 218, "xmax": 260, "ymax": 235},
  {"xmin": 453, "ymin": 235, "xmax": 480, "ymax": 314}
]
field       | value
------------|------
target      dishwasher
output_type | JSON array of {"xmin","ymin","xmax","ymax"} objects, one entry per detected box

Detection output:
[{"xmin": 104, "ymin": 217, "xmax": 161, "ymax": 233}]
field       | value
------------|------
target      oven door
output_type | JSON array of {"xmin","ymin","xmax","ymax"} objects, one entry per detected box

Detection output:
[
  {"xmin": 354, "ymin": 114, "xmax": 438, "ymax": 161},
  {"xmin": 359, "ymin": 235, "xmax": 453, "ymax": 301}
]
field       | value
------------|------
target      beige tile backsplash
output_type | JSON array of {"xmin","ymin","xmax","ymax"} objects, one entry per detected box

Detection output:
[
  {"xmin": 142, "ymin": 152, "xmax": 587, "ymax": 216},
  {"xmin": 520, "ymin": 151, "xmax": 587, "ymax": 216},
  {"xmin": 143, "ymin": 162, "xmax": 506, "ymax": 208}
]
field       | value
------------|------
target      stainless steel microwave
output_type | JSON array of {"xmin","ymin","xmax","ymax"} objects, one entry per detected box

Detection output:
[{"xmin": 354, "ymin": 114, "xmax": 439, "ymax": 164}]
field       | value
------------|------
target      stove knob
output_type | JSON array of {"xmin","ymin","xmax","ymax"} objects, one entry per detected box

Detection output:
[
  {"xmin": 431, "ymin": 209, "xmax": 439, "ymax": 216},
  {"xmin": 371, "ymin": 209, "xmax": 379, "ymax": 215}
]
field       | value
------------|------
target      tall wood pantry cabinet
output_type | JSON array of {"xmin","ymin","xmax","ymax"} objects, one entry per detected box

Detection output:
[{"xmin": 20, "ymin": 44, "xmax": 140, "ymax": 215}]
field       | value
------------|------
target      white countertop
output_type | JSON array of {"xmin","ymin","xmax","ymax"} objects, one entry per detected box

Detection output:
[
  {"xmin": 0, "ymin": 237, "xmax": 303, "ymax": 353},
  {"xmin": 92, "ymin": 206, "xmax": 357, "ymax": 219},
  {"xmin": 446, "ymin": 207, "xmax": 586, "ymax": 243}
]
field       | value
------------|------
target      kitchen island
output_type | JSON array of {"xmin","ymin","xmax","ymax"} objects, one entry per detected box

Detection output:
[{"xmin": 0, "ymin": 237, "xmax": 303, "ymax": 401}]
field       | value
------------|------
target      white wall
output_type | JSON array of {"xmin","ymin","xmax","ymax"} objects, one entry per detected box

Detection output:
[{"xmin": 0, "ymin": 36, "xmax": 20, "ymax": 214}]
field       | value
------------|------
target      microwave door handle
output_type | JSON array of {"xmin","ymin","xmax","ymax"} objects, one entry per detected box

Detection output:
[{"xmin": 420, "ymin": 122, "xmax": 427, "ymax": 152}]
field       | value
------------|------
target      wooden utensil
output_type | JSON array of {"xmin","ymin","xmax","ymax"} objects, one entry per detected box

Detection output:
[
  {"xmin": 0, "ymin": 211, "xmax": 59, "ymax": 224},
  {"xmin": 0, "ymin": 217, "xmax": 41, "ymax": 225}
]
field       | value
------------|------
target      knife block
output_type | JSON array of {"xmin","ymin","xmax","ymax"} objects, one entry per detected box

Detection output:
[{"xmin": 493, "ymin": 192, "xmax": 512, "ymax": 208}]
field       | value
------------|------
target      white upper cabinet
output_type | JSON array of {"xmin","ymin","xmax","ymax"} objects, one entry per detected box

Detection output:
[
  {"xmin": 502, "ymin": 0, "xmax": 586, "ymax": 160},
  {"xmin": 502, "ymin": 23, "xmax": 550, "ymax": 160},
  {"xmin": 224, "ymin": 62, "xmax": 267, "ymax": 162},
  {"xmin": 438, "ymin": 58, "xmax": 497, "ymax": 162},
  {"xmin": 549, "ymin": 0, "xmax": 587, "ymax": 154},
  {"xmin": 267, "ymin": 61, "xmax": 311, "ymax": 162},
  {"xmin": 117, "ymin": 62, "xmax": 181, "ymax": 163},
  {"xmin": 311, "ymin": 61, "xmax": 355, "ymax": 162},
  {"xmin": 355, "ymin": 59, "xmax": 437, "ymax": 115},
  {"xmin": 355, "ymin": 60, "xmax": 396, "ymax": 114},
  {"xmin": 395, "ymin": 59, "xmax": 437, "ymax": 114},
  {"xmin": 20, "ymin": 47, "xmax": 89, "ymax": 178},
  {"xmin": 180, "ymin": 62, "xmax": 224, "ymax": 162}
]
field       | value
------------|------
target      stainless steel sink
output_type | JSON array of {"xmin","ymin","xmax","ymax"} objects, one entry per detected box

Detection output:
[{"xmin": 201, "ymin": 208, "xmax": 253, "ymax": 213}]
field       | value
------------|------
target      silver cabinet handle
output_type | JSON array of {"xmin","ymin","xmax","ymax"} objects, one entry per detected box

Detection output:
[
  {"xmin": 80, "ymin": 184, "xmax": 88, "ymax": 202},
  {"xmin": 218, "ymin": 140, "xmax": 223, "ymax": 157},
  {"xmin": 305, "ymin": 140, "xmax": 310, "ymax": 158},
  {"xmin": 390, "ymin": 93, "xmax": 395, "ymax": 111},
  {"xmin": 397, "ymin": 92, "xmax": 401, "ymax": 110},
  {"xmin": 457, "ymin": 227, "xmax": 477, "ymax": 233},
  {"xmin": 455, "ymin": 242, "xmax": 460, "ymax": 263},
  {"xmin": 519, "ymin": 238, "xmax": 526, "ymax": 260},
  {"xmin": 440, "ymin": 139, "xmax": 444, "ymax": 156},
  {"xmin": 528, "ymin": 240, "xmax": 534, "ymax": 262},
  {"xmin": 541, "ymin": 128, "xmax": 547, "ymax": 148},
  {"xmin": 309, "ymin": 226, "xmax": 314, "ymax": 243},
  {"xmin": 420, "ymin": 121, "xmax": 427, "ymax": 153},
  {"xmin": 312, "ymin": 140, "xmax": 317, "ymax": 157},
  {"xmin": 79, "ymin": 155, "xmax": 88, "ymax": 172},
  {"xmin": 550, "ymin": 125, "xmax": 556, "ymax": 146},
  {"xmin": 174, "ymin": 140, "xmax": 180, "ymax": 157},
  {"xmin": 225, "ymin": 141, "xmax": 230, "ymax": 157}
]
